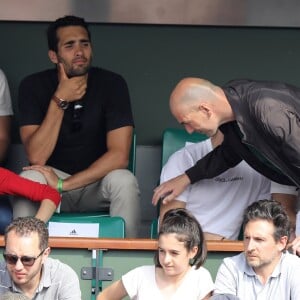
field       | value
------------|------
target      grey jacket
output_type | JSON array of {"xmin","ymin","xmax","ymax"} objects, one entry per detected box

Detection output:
[{"xmin": 186, "ymin": 79, "xmax": 300, "ymax": 187}]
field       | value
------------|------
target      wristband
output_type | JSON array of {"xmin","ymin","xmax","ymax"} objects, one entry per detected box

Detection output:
[{"xmin": 57, "ymin": 178, "xmax": 64, "ymax": 194}]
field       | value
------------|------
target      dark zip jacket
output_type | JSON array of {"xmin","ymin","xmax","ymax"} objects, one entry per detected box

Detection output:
[{"xmin": 185, "ymin": 79, "xmax": 300, "ymax": 188}]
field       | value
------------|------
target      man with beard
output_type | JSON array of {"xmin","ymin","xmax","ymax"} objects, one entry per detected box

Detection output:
[
  {"xmin": 14, "ymin": 15, "xmax": 140, "ymax": 237},
  {"xmin": 214, "ymin": 200, "xmax": 300, "ymax": 299},
  {"xmin": 0, "ymin": 217, "xmax": 81, "ymax": 299}
]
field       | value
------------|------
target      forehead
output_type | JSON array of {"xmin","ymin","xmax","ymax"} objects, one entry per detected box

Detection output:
[
  {"xmin": 56, "ymin": 26, "xmax": 89, "ymax": 43},
  {"xmin": 158, "ymin": 233, "xmax": 186, "ymax": 249},
  {"xmin": 6, "ymin": 230, "xmax": 40, "ymax": 252},
  {"xmin": 244, "ymin": 219, "xmax": 275, "ymax": 238},
  {"xmin": 170, "ymin": 101, "xmax": 191, "ymax": 120}
]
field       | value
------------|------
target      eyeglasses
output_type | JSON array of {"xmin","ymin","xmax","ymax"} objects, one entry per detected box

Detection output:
[
  {"xmin": 72, "ymin": 101, "xmax": 84, "ymax": 132},
  {"xmin": 3, "ymin": 249, "xmax": 46, "ymax": 267}
]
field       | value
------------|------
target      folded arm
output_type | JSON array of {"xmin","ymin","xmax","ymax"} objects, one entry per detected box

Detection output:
[{"xmin": 24, "ymin": 126, "xmax": 133, "ymax": 191}]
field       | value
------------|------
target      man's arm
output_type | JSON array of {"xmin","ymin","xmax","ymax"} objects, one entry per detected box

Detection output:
[
  {"xmin": 153, "ymin": 125, "xmax": 243, "ymax": 205},
  {"xmin": 25, "ymin": 126, "xmax": 133, "ymax": 191},
  {"xmin": 265, "ymin": 104, "xmax": 300, "ymax": 173},
  {"xmin": 62, "ymin": 126, "xmax": 132, "ymax": 191},
  {"xmin": 152, "ymin": 145, "xmax": 241, "ymax": 205},
  {"xmin": 20, "ymin": 104, "xmax": 64, "ymax": 165},
  {"xmin": 154, "ymin": 146, "xmax": 194, "ymax": 207},
  {"xmin": 20, "ymin": 64, "xmax": 87, "ymax": 165},
  {"xmin": 185, "ymin": 124, "xmax": 243, "ymax": 185},
  {"xmin": 0, "ymin": 115, "xmax": 11, "ymax": 163}
]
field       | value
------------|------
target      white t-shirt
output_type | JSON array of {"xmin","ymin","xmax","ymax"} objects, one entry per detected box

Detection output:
[
  {"xmin": 160, "ymin": 139, "xmax": 271, "ymax": 239},
  {"xmin": 0, "ymin": 69, "xmax": 13, "ymax": 116},
  {"xmin": 122, "ymin": 265, "xmax": 214, "ymax": 300}
]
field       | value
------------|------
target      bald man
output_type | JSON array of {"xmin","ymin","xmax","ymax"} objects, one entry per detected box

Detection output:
[{"xmin": 152, "ymin": 78, "xmax": 299, "ymax": 206}]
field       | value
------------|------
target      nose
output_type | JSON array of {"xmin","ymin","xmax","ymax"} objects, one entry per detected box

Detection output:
[
  {"xmin": 185, "ymin": 125, "xmax": 194, "ymax": 134},
  {"xmin": 74, "ymin": 44, "xmax": 84, "ymax": 56},
  {"xmin": 14, "ymin": 258, "xmax": 24, "ymax": 270},
  {"xmin": 162, "ymin": 252, "xmax": 172, "ymax": 265},
  {"xmin": 245, "ymin": 238, "xmax": 255, "ymax": 252}
]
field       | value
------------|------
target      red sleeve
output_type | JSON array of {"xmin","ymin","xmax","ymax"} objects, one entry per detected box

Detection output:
[{"xmin": 0, "ymin": 167, "xmax": 61, "ymax": 207}]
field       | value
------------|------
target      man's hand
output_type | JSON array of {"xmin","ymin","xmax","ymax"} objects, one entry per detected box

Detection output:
[
  {"xmin": 23, "ymin": 165, "xmax": 59, "ymax": 190},
  {"xmin": 55, "ymin": 63, "xmax": 87, "ymax": 102},
  {"xmin": 152, "ymin": 173, "xmax": 191, "ymax": 206}
]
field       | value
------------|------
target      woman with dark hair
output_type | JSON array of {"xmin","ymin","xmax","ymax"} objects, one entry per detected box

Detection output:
[{"xmin": 97, "ymin": 208, "xmax": 213, "ymax": 300}]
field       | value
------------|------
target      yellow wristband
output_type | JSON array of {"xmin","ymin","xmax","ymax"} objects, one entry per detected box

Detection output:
[{"xmin": 57, "ymin": 178, "xmax": 63, "ymax": 194}]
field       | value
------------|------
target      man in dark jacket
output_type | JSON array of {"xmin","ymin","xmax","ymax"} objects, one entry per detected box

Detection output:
[{"xmin": 152, "ymin": 77, "xmax": 299, "ymax": 205}]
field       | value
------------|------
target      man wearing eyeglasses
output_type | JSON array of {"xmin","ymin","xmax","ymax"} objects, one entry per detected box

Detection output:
[
  {"xmin": 0, "ymin": 216, "xmax": 81, "ymax": 299},
  {"xmin": 13, "ymin": 15, "xmax": 140, "ymax": 237}
]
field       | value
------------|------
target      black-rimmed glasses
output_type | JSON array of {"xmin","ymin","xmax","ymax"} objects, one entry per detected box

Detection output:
[{"xmin": 3, "ymin": 249, "xmax": 46, "ymax": 266}]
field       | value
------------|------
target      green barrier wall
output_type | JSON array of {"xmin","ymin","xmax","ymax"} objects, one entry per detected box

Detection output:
[{"xmin": 0, "ymin": 246, "xmax": 239, "ymax": 299}]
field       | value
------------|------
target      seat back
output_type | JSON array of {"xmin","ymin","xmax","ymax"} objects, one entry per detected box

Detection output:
[
  {"xmin": 128, "ymin": 130, "xmax": 136, "ymax": 174},
  {"xmin": 48, "ymin": 213, "xmax": 125, "ymax": 238},
  {"xmin": 161, "ymin": 128, "xmax": 208, "ymax": 168}
]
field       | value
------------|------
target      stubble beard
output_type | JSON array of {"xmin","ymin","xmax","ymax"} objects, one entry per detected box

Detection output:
[
  {"xmin": 67, "ymin": 64, "xmax": 91, "ymax": 77},
  {"xmin": 58, "ymin": 55, "xmax": 92, "ymax": 78},
  {"xmin": 246, "ymin": 253, "xmax": 276, "ymax": 271}
]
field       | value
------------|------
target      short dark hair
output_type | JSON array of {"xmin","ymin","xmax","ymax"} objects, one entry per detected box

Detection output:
[
  {"xmin": 243, "ymin": 199, "xmax": 290, "ymax": 241},
  {"xmin": 47, "ymin": 15, "xmax": 91, "ymax": 52},
  {"xmin": 154, "ymin": 208, "xmax": 207, "ymax": 269},
  {"xmin": 5, "ymin": 217, "xmax": 49, "ymax": 251}
]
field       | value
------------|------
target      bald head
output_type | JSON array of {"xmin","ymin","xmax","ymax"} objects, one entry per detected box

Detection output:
[
  {"xmin": 169, "ymin": 77, "xmax": 234, "ymax": 133},
  {"xmin": 170, "ymin": 77, "xmax": 220, "ymax": 114}
]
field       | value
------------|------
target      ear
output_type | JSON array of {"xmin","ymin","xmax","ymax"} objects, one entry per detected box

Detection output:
[
  {"xmin": 189, "ymin": 246, "xmax": 198, "ymax": 259},
  {"xmin": 42, "ymin": 247, "xmax": 51, "ymax": 264},
  {"xmin": 48, "ymin": 50, "xmax": 58, "ymax": 64},
  {"xmin": 277, "ymin": 236, "xmax": 288, "ymax": 252},
  {"xmin": 199, "ymin": 103, "xmax": 212, "ymax": 117}
]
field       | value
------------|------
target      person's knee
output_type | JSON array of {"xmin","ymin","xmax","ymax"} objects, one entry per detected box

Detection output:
[
  {"xmin": 105, "ymin": 169, "xmax": 139, "ymax": 190},
  {"xmin": 104, "ymin": 170, "xmax": 140, "ymax": 237},
  {"xmin": 11, "ymin": 170, "xmax": 44, "ymax": 218},
  {"xmin": 19, "ymin": 169, "xmax": 47, "ymax": 184}
]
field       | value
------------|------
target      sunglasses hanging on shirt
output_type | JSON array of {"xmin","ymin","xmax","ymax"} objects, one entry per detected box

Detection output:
[{"xmin": 72, "ymin": 100, "xmax": 84, "ymax": 132}]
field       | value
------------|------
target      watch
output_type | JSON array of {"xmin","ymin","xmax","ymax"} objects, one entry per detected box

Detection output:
[{"xmin": 52, "ymin": 95, "xmax": 69, "ymax": 110}]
